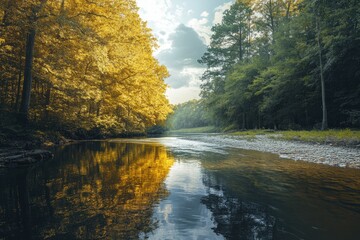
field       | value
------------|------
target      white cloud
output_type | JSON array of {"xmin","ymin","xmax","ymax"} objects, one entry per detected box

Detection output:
[
  {"xmin": 156, "ymin": 24, "xmax": 206, "ymax": 71},
  {"xmin": 175, "ymin": 4, "xmax": 184, "ymax": 17},
  {"xmin": 165, "ymin": 66, "xmax": 205, "ymax": 90},
  {"xmin": 187, "ymin": 18, "xmax": 212, "ymax": 45},
  {"xmin": 201, "ymin": 11, "xmax": 209, "ymax": 17},
  {"xmin": 166, "ymin": 86, "xmax": 201, "ymax": 104},
  {"xmin": 200, "ymin": 18, "xmax": 208, "ymax": 25},
  {"xmin": 213, "ymin": 1, "xmax": 232, "ymax": 25},
  {"xmin": 136, "ymin": 0, "xmax": 180, "ymax": 52},
  {"xmin": 181, "ymin": 67, "xmax": 205, "ymax": 87}
]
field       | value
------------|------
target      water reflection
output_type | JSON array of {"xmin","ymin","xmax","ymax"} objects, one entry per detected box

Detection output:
[
  {"xmin": 200, "ymin": 149, "xmax": 360, "ymax": 240},
  {"xmin": 1, "ymin": 137, "xmax": 360, "ymax": 240},
  {"xmin": 146, "ymin": 160, "xmax": 222, "ymax": 239},
  {"xmin": 201, "ymin": 177, "xmax": 275, "ymax": 240},
  {"xmin": 0, "ymin": 141, "xmax": 174, "ymax": 239}
]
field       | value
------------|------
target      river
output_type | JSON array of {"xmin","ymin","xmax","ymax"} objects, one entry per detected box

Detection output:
[{"xmin": 1, "ymin": 135, "xmax": 359, "ymax": 239}]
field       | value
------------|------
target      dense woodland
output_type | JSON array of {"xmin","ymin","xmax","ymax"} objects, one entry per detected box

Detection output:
[
  {"xmin": 0, "ymin": 0, "xmax": 171, "ymax": 137},
  {"xmin": 169, "ymin": 0, "xmax": 360, "ymax": 131},
  {"xmin": 1, "ymin": 0, "xmax": 359, "ymax": 137}
]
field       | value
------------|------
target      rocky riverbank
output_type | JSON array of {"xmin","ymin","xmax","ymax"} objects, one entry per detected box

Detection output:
[{"xmin": 186, "ymin": 134, "xmax": 360, "ymax": 169}]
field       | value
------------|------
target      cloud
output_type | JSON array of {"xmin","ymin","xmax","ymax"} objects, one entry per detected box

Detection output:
[
  {"xmin": 166, "ymin": 86, "xmax": 201, "ymax": 104},
  {"xmin": 136, "ymin": 0, "xmax": 180, "ymax": 52},
  {"xmin": 157, "ymin": 24, "xmax": 206, "ymax": 71},
  {"xmin": 188, "ymin": 17, "xmax": 211, "ymax": 45},
  {"xmin": 165, "ymin": 67, "xmax": 204, "ymax": 89},
  {"xmin": 156, "ymin": 24, "xmax": 206, "ymax": 89},
  {"xmin": 213, "ymin": 1, "xmax": 232, "ymax": 25},
  {"xmin": 175, "ymin": 4, "xmax": 184, "ymax": 17},
  {"xmin": 165, "ymin": 69, "xmax": 190, "ymax": 89},
  {"xmin": 182, "ymin": 67, "xmax": 204, "ymax": 87},
  {"xmin": 201, "ymin": 11, "xmax": 209, "ymax": 17}
]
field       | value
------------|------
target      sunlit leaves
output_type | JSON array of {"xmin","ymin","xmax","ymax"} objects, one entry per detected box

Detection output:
[{"xmin": 0, "ymin": 0, "xmax": 172, "ymax": 133}]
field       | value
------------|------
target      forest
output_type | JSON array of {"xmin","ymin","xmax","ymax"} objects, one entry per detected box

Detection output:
[
  {"xmin": 168, "ymin": 0, "xmax": 360, "ymax": 131},
  {"xmin": 0, "ymin": 0, "xmax": 171, "ymax": 139},
  {"xmin": 1, "ymin": 0, "xmax": 359, "ymax": 139}
]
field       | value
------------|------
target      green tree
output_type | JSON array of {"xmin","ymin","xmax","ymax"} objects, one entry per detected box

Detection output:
[{"xmin": 199, "ymin": 1, "xmax": 252, "ymax": 97}]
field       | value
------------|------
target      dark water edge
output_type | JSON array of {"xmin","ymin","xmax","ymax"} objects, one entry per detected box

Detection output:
[{"xmin": 0, "ymin": 138, "xmax": 360, "ymax": 240}]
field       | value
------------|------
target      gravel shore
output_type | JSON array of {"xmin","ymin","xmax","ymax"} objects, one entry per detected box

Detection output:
[{"xmin": 186, "ymin": 134, "xmax": 360, "ymax": 169}]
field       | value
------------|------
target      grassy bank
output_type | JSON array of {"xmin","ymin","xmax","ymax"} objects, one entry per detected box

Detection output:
[
  {"xmin": 277, "ymin": 129, "xmax": 360, "ymax": 144},
  {"xmin": 231, "ymin": 129, "xmax": 360, "ymax": 146},
  {"xmin": 168, "ymin": 126, "xmax": 219, "ymax": 133},
  {"xmin": 168, "ymin": 126, "xmax": 360, "ymax": 147}
]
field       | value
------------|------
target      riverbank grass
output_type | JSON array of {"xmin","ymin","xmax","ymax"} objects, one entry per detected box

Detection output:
[
  {"xmin": 168, "ymin": 126, "xmax": 219, "ymax": 133},
  {"xmin": 232, "ymin": 129, "xmax": 360, "ymax": 146},
  {"xmin": 278, "ymin": 129, "xmax": 360, "ymax": 144}
]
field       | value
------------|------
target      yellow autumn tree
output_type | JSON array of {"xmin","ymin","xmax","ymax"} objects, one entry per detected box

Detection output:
[{"xmin": 0, "ymin": 0, "xmax": 172, "ymax": 135}]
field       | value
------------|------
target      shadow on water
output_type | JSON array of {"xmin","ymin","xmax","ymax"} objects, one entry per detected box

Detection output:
[{"xmin": 0, "ymin": 141, "xmax": 174, "ymax": 239}]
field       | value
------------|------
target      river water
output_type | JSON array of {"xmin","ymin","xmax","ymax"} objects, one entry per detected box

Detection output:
[{"xmin": 0, "ymin": 135, "xmax": 359, "ymax": 239}]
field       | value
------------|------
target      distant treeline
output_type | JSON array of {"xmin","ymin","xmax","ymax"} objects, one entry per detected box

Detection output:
[
  {"xmin": 166, "ymin": 100, "xmax": 212, "ymax": 130},
  {"xmin": 0, "ymin": 0, "xmax": 171, "ymax": 136},
  {"xmin": 195, "ymin": 0, "xmax": 359, "ymax": 130}
]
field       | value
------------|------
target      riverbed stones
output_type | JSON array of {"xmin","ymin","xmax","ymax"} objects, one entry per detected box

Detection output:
[{"xmin": 189, "ymin": 134, "xmax": 360, "ymax": 169}]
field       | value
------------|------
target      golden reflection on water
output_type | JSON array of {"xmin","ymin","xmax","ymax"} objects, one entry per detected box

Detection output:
[{"xmin": 0, "ymin": 141, "xmax": 174, "ymax": 239}]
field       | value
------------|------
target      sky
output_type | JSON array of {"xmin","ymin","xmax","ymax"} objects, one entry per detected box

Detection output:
[{"xmin": 136, "ymin": 0, "xmax": 234, "ymax": 104}]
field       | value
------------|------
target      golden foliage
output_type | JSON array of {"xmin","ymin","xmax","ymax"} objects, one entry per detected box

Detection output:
[{"xmin": 0, "ymin": 0, "xmax": 172, "ymax": 132}]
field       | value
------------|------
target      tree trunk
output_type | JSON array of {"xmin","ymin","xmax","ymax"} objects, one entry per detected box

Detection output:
[
  {"xmin": 19, "ymin": 28, "xmax": 36, "ymax": 124},
  {"xmin": 18, "ymin": 0, "xmax": 47, "ymax": 123},
  {"xmin": 286, "ymin": 0, "xmax": 292, "ymax": 19},
  {"xmin": 316, "ymin": 16, "xmax": 328, "ymax": 130},
  {"xmin": 269, "ymin": 0, "xmax": 275, "ymax": 43}
]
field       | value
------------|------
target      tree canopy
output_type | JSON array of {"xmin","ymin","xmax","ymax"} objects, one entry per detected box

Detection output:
[
  {"xmin": 197, "ymin": 0, "xmax": 360, "ymax": 130},
  {"xmin": 0, "ymin": 0, "xmax": 172, "ymax": 135}
]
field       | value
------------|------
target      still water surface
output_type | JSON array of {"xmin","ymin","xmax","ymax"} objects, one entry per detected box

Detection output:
[{"xmin": 0, "ymin": 136, "xmax": 360, "ymax": 239}]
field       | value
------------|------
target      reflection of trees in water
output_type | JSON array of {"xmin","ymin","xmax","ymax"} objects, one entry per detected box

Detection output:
[
  {"xmin": 0, "ymin": 142, "xmax": 174, "ymax": 239},
  {"xmin": 201, "ymin": 173, "xmax": 276, "ymax": 240}
]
